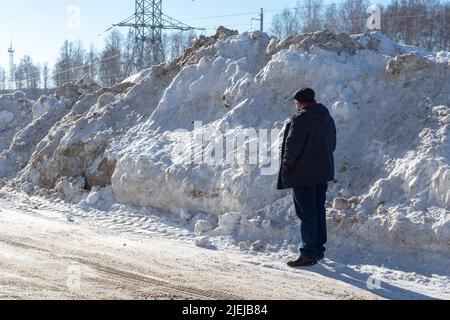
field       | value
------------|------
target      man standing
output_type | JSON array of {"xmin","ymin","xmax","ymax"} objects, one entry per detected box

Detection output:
[{"xmin": 278, "ymin": 88, "xmax": 337, "ymax": 268}]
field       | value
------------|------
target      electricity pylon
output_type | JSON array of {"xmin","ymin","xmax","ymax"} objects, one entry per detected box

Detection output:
[
  {"xmin": 110, "ymin": 0, "xmax": 203, "ymax": 71},
  {"xmin": 8, "ymin": 42, "xmax": 15, "ymax": 90}
]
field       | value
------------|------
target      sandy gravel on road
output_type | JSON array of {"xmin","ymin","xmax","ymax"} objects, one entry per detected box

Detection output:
[{"xmin": 0, "ymin": 204, "xmax": 380, "ymax": 300}]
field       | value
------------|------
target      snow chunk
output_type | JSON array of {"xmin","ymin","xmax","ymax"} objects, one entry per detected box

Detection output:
[
  {"xmin": 195, "ymin": 220, "xmax": 214, "ymax": 235},
  {"xmin": 54, "ymin": 176, "xmax": 86, "ymax": 201},
  {"xmin": 217, "ymin": 213, "xmax": 242, "ymax": 234},
  {"xmin": 195, "ymin": 236, "xmax": 211, "ymax": 248},
  {"xmin": 0, "ymin": 111, "xmax": 14, "ymax": 131},
  {"xmin": 386, "ymin": 52, "xmax": 433, "ymax": 74},
  {"xmin": 251, "ymin": 240, "xmax": 265, "ymax": 251},
  {"xmin": 333, "ymin": 198, "xmax": 352, "ymax": 211},
  {"xmin": 32, "ymin": 96, "xmax": 58, "ymax": 120},
  {"xmin": 97, "ymin": 92, "xmax": 116, "ymax": 108},
  {"xmin": 87, "ymin": 192, "xmax": 101, "ymax": 205}
]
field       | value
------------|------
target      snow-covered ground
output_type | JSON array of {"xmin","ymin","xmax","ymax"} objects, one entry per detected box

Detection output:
[
  {"xmin": 1, "ymin": 188, "xmax": 448, "ymax": 300},
  {"xmin": 1, "ymin": 185, "xmax": 449, "ymax": 300},
  {"xmin": 0, "ymin": 28, "xmax": 449, "ymax": 300},
  {"xmin": 0, "ymin": 190, "xmax": 383, "ymax": 300}
]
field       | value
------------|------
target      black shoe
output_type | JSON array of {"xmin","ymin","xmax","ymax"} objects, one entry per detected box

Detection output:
[{"xmin": 287, "ymin": 256, "xmax": 318, "ymax": 268}]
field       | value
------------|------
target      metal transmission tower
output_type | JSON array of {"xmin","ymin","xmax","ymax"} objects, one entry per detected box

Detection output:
[
  {"xmin": 8, "ymin": 42, "xmax": 15, "ymax": 90},
  {"xmin": 111, "ymin": 0, "xmax": 203, "ymax": 71}
]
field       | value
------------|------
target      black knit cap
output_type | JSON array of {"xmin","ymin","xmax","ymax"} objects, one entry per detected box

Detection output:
[{"xmin": 293, "ymin": 88, "xmax": 316, "ymax": 103}]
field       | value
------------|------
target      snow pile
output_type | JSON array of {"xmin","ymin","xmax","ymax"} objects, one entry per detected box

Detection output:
[
  {"xmin": 0, "ymin": 91, "xmax": 33, "ymax": 153},
  {"xmin": 4, "ymin": 29, "xmax": 449, "ymax": 256},
  {"xmin": 0, "ymin": 77, "xmax": 102, "ymax": 180},
  {"xmin": 54, "ymin": 75, "xmax": 100, "ymax": 101},
  {"xmin": 54, "ymin": 176, "xmax": 86, "ymax": 202},
  {"xmin": 32, "ymin": 95, "xmax": 58, "ymax": 120},
  {"xmin": 0, "ymin": 110, "xmax": 15, "ymax": 131},
  {"xmin": 15, "ymin": 27, "xmax": 237, "ymax": 191},
  {"xmin": 110, "ymin": 29, "xmax": 450, "ymax": 254}
]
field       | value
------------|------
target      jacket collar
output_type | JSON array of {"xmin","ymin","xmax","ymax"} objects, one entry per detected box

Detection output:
[{"xmin": 298, "ymin": 103, "xmax": 319, "ymax": 112}]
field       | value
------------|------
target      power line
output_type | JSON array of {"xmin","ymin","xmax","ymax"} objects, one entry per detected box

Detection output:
[
  {"xmin": 0, "ymin": 0, "xmax": 76, "ymax": 21},
  {"xmin": 6, "ymin": 5, "xmax": 450, "ymax": 85},
  {"xmin": 13, "ymin": 53, "xmax": 123, "ymax": 85},
  {"xmin": 11, "ymin": 70, "xmax": 132, "ymax": 94},
  {"xmin": 263, "ymin": 2, "xmax": 347, "ymax": 15},
  {"xmin": 182, "ymin": 2, "xmax": 450, "ymax": 32},
  {"xmin": 53, "ymin": 54, "xmax": 122, "ymax": 77},
  {"xmin": 198, "ymin": 12, "xmax": 450, "ymax": 32},
  {"xmin": 183, "ymin": 11, "xmax": 262, "ymax": 21},
  {"xmin": 183, "ymin": 2, "xmax": 349, "ymax": 22}
]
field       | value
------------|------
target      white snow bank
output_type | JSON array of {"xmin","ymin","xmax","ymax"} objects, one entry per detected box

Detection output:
[
  {"xmin": 7, "ymin": 29, "xmax": 450, "ymax": 256},
  {"xmin": 110, "ymin": 30, "xmax": 450, "ymax": 254},
  {"xmin": 0, "ymin": 92, "xmax": 33, "ymax": 153},
  {"xmin": 32, "ymin": 95, "xmax": 58, "ymax": 120},
  {"xmin": 0, "ymin": 77, "xmax": 102, "ymax": 180},
  {"xmin": 0, "ymin": 110, "xmax": 15, "ymax": 130}
]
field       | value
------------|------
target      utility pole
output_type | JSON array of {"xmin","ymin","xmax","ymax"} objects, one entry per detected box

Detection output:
[
  {"xmin": 8, "ymin": 42, "xmax": 15, "ymax": 91},
  {"xmin": 109, "ymin": 0, "xmax": 204, "ymax": 71},
  {"xmin": 260, "ymin": 8, "xmax": 264, "ymax": 32},
  {"xmin": 251, "ymin": 8, "xmax": 264, "ymax": 32}
]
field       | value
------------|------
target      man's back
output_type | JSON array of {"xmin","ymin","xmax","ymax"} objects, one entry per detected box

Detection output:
[{"xmin": 278, "ymin": 103, "xmax": 336, "ymax": 190}]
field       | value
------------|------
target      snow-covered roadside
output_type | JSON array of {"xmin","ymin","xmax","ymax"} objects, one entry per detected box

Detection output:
[
  {"xmin": 1, "ymin": 188, "xmax": 448, "ymax": 300},
  {"xmin": 10, "ymin": 29, "xmax": 447, "ymax": 259},
  {"xmin": 0, "ymin": 189, "xmax": 381, "ymax": 300}
]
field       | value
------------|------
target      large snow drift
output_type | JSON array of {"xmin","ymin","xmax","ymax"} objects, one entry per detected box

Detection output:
[
  {"xmin": 2, "ymin": 29, "xmax": 449, "ymax": 255},
  {"xmin": 0, "ymin": 91, "xmax": 33, "ymax": 153},
  {"xmin": 0, "ymin": 77, "xmax": 102, "ymax": 180}
]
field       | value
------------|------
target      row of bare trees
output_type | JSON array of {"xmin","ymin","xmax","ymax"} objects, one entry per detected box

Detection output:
[
  {"xmin": 382, "ymin": 0, "xmax": 449, "ymax": 51},
  {"xmin": 52, "ymin": 30, "xmax": 196, "ymax": 88},
  {"xmin": 0, "ymin": 68, "xmax": 5, "ymax": 91},
  {"xmin": 1, "ymin": 0, "xmax": 448, "ymax": 98},
  {"xmin": 0, "ymin": 56, "xmax": 50, "ymax": 99},
  {"xmin": 271, "ymin": 0, "xmax": 450, "ymax": 51},
  {"xmin": 0, "ymin": 30, "xmax": 196, "ymax": 99}
]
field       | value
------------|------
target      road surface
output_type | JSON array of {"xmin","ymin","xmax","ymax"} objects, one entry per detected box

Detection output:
[{"xmin": 0, "ymin": 195, "xmax": 381, "ymax": 300}]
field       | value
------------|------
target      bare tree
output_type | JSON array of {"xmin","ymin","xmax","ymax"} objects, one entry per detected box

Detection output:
[
  {"xmin": 435, "ymin": 2, "xmax": 450, "ymax": 50},
  {"xmin": 271, "ymin": 8, "xmax": 302, "ymax": 38},
  {"xmin": 298, "ymin": 0, "xmax": 324, "ymax": 33},
  {"xmin": 339, "ymin": 0, "xmax": 370, "ymax": 34},
  {"xmin": 381, "ymin": 0, "xmax": 450, "ymax": 51},
  {"xmin": 0, "ymin": 67, "xmax": 6, "ymax": 92},
  {"xmin": 15, "ymin": 55, "xmax": 41, "ymax": 99},
  {"xmin": 53, "ymin": 40, "xmax": 74, "ymax": 86},
  {"xmin": 99, "ymin": 30, "xmax": 123, "ymax": 86},
  {"xmin": 168, "ymin": 30, "xmax": 197, "ymax": 60},
  {"xmin": 324, "ymin": 3, "xmax": 341, "ymax": 32},
  {"xmin": 123, "ymin": 29, "xmax": 136, "ymax": 76},
  {"xmin": 84, "ymin": 44, "xmax": 98, "ymax": 80},
  {"xmin": 72, "ymin": 41, "xmax": 86, "ymax": 80}
]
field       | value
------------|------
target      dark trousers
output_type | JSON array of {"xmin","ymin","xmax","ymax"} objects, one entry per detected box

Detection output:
[{"xmin": 293, "ymin": 183, "xmax": 328, "ymax": 260}]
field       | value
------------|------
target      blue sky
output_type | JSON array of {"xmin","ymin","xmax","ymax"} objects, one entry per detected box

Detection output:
[{"xmin": 0, "ymin": 0, "xmax": 385, "ymax": 70}]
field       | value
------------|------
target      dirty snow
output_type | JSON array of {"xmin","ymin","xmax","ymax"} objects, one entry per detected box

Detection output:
[{"xmin": 0, "ymin": 28, "xmax": 449, "ymax": 299}]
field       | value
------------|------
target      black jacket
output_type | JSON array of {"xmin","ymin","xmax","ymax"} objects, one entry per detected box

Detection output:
[{"xmin": 277, "ymin": 103, "xmax": 336, "ymax": 190}]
